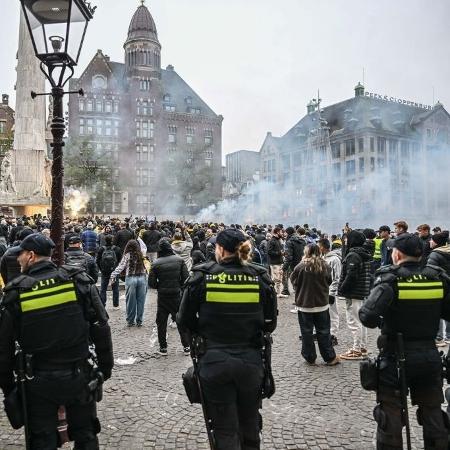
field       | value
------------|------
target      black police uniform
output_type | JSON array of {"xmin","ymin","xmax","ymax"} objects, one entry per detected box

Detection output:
[
  {"xmin": 359, "ymin": 233, "xmax": 450, "ymax": 450},
  {"xmin": 177, "ymin": 250, "xmax": 277, "ymax": 450},
  {"xmin": 0, "ymin": 234, "xmax": 113, "ymax": 450}
]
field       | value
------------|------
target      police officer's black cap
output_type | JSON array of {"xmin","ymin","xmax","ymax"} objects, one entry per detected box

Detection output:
[
  {"xmin": 68, "ymin": 235, "xmax": 82, "ymax": 244},
  {"xmin": 9, "ymin": 233, "xmax": 55, "ymax": 257},
  {"xmin": 216, "ymin": 228, "xmax": 247, "ymax": 253},
  {"xmin": 393, "ymin": 233, "xmax": 423, "ymax": 257}
]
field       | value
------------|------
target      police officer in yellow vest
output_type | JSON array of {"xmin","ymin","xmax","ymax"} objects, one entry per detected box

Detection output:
[
  {"xmin": 0, "ymin": 233, "xmax": 113, "ymax": 449},
  {"xmin": 177, "ymin": 228, "xmax": 277, "ymax": 450},
  {"xmin": 359, "ymin": 233, "xmax": 450, "ymax": 450}
]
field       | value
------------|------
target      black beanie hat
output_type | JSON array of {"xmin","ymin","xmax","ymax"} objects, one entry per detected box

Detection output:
[{"xmin": 431, "ymin": 231, "xmax": 449, "ymax": 247}]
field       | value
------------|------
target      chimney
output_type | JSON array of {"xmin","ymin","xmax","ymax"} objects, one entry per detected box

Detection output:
[
  {"xmin": 166, "ymin": 64, "xmax": 174, "ymax": 71},
  {"xmin": 104, "ymin": 54, "xmax": 110, "ymax": 61},
  {"xmin": 354, "ymin": 82, "xmax": 365, "ymax": 97},
  {"xmin": 307, "ymin": 100, "xmax": 317, "ymax": 114},
  {"xmin": 2, "ymin": 94, "xmax": 8, "ymax": 106}
]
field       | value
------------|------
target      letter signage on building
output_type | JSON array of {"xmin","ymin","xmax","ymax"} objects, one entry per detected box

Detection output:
[{"xmin": 364, "ymin": 92, "xmax": 432, "ymax": 110}]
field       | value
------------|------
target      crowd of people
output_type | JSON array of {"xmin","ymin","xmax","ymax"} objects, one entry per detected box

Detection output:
[{"xmin": 0, "ymin": 215, "xmax": 448, "ymax": 360}]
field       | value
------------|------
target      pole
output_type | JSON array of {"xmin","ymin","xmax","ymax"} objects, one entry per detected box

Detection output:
[{"xmin": 49, "ymin": 86, "xmax": 65, "ymax": 266}]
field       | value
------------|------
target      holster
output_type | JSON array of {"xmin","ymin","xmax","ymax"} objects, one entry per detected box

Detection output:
[
  {"xmin": 262, "ymin": 333, "xmax": 275, "ymax": 399},
  {"xmin": 360, "ymin": 356, "xmax": 378, "ymax": 391},
  {"xmin": 3, "ymin": 387, "xmax": 24, "ymax": 429},
  {"xmin": 182, "ymin": 366, "xmax": 201, "ymax": 404},
  {"xmin": 87, "ymin": 369, "xmax": 104, "ymax": 403}
]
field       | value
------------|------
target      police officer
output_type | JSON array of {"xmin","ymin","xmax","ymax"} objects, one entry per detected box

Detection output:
[
  {"xmin": 0, "ymin": 233, "xmax": 113, "ymax": 449},
  {"xmin": 359, "ymin": 233, "xmax": 450, "ymax": 450},
  {"xmin": 177, "ymin": 228, "xmax": 277, "ymax": 450}
]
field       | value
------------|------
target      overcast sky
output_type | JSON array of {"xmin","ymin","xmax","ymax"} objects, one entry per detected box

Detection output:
[{"xmin": 1, "ymin": 0, "xmax": 449, "ymax": 157}]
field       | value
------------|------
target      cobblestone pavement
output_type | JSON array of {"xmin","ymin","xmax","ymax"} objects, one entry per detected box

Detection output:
[{"xmin": 0, "ymin": 286, "xmax": 436, "ymax": 449}]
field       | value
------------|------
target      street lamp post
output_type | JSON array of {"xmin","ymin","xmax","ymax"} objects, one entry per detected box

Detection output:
[{"xmin": 20, "ymin": 0, "xmax": 95, "ymax": 265}]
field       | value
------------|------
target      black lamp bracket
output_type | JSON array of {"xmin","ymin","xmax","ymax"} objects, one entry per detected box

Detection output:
[{"xmin": 31, "ymin": 89, "xmax": 84, "ymax": 99}]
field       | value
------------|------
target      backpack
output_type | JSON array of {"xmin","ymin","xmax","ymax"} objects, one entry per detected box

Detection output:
[
  {"xmin": 65, "ymin": 252, "xmax": 88, "ymax": 270},
  {"xmin": 100, "ymin": 246, "xmax": 118, "ymax": 273}
]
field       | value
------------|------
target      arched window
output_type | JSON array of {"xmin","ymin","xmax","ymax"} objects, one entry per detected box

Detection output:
[{"xmin": 92, "ymin": 74, "xmax": 107, "ymax": 89}]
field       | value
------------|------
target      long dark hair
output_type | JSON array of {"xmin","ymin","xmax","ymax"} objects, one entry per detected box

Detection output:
[{"xmin": 124, "ymin": 239, "xmax": 145, "ymax": 274}]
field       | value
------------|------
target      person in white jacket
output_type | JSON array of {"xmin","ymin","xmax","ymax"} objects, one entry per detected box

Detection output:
[
  {"xmin": 319, "ymin": 238, "xmax": 342, "ymax": 346},
  {"xmin": 171, "ymin": 228, "xmax": 193, "ymax": 271}
]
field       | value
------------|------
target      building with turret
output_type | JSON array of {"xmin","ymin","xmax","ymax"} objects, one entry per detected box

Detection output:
[{"xmin": 68, "ymin": 3, "xmax": 223, "ymax": 215}]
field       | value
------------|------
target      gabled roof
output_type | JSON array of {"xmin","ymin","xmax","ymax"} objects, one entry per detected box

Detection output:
[{"xmin": 161, "ymin": 67, "xmax": 218, "ymax": 117}]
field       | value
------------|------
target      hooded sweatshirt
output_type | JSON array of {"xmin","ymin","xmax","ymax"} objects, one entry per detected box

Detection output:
[
  {"xmin": 171, "ymin": 233, "xmax": 193, "ymax": 271},
  {"xmin": 338, "ymin": 230, "xmax": 374, "ymax": 299}
]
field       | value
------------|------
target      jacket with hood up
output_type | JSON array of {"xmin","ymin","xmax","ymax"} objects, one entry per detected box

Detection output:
[
  {"xmin": 338, "ymin": 230, "xmax": 373, "ymax": 300},
  {"xmin": 283, "ymin": 234, "xmax": 306, "ymax": 271}
]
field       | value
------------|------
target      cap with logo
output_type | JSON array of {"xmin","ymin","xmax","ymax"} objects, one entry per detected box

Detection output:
[{"xmin": 9, "ymin": 233, "xmax": 55, "ymax": 257}]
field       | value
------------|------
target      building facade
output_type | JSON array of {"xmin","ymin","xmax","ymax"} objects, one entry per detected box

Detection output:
[
  {"xmin": 258, "ymin": 83, "xmax": 450, "ymax": 227},
  {"xmin": 224, "ymin": 149, "xmax": 259, "ymax": 198},
  {"xmin": 68, "ymin": 4, "xmax": 223, "ymax": 215}
]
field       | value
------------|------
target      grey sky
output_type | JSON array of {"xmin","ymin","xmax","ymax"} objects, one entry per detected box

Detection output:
[{"xmin": 1, "ymin": 0, "xmax": 449, "ymax": 157}]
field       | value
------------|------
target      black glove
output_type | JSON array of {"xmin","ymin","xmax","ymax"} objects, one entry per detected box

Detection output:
[{"xmin": 328, "ymin": 295, "xmax": 335, "ymax": 305}]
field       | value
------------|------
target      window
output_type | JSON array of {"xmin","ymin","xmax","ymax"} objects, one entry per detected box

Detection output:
[
  {"xmin": 185, "ymin": 96, "xmax": 192, "ymax": 105},
  {"xmin": 359, "ymin": 157, "xmax": 365, "ymax": 173},
  {"xmin": 92, "ymin": 75, "xmax": 107, "ymax": 89},
  {"xmin": 370, "ymin": 157, "xmax": 375, "ymax": 171},
  {"xmin": 163, "ymin": 94, "xmax": 171, "ymax": 102},
  {"xmin": 168, "ymin": 125, "xmax": 177, "ymax": 143},
  {"xmin": 377, "ymin": 137, "xmax": 386, "ymax": 155},
  {"xmin": 105, "ymin": 101, "xmax": 112, "ymax": 113},
  {"xmin": 331, "ymin": 143, "xmax": 341, "ymax": 159},
  {"xmin": 137, "ymin": 100, "xmax": 152, "ymax": 116},
  {"xmin": 113, "ymin": 101, "xmax": 119, "ymax": 113},
  {"xmin": 205, "ymin": 151, "xmax": 213, "ymax": 159},
  {"xmin": 87, "ymin": 100, "xmax": 93, "ymax": 112},
  {"xmin": 346, "ymin": 160, "xmax": 356, "ymax": 176},
  {"xmin": 377, "ymin": 157, "xmax": 385, "ymax": 169},
  {"xmin": 136, "ymin": 144, "xmax": 151, "ymax": 162},
  {"xmin": 358, "ymin": 138, "xmax": 364, "ymax": 153},
  {"xmin": 186, "ymin": 127, "xmax": 195, "ymax": 144},
  {"xmin": 345, "ymin": 139, "xmax": 355, "ymax": 156},
  {"xmin": 105, "ymin": 120, "xmax": 112, "ymax": 136},
  {"xmin": 114, "ymin": 120, "xmax": 119, "ymax": 137},
  {"xmin": 204, "ymin": 129, "xmax": 213, "ymax": 145},
  {"xmin": 164, "ymin": 104, "xmax": 176, "ymax": 112},
  {"xmin": 189, "ymin": 107, "xmax": 201, "ymax": 114},
  {"xmin": 86, "ymin": 119, "xmax": 94, "ymax": 134},
  {"xmin": 136, "ymin": 168, "xmax": 149, "ymax": 186},
  {"xmin": 96, "ymin": 100, "xmax": 102, "ymax": 113},
  {"xmin": 140, "ymin": 80, "xmax": 150, "ymax": 91},
  {"xmin": 78, "ymin": 100, "xmax": 84, "ymax": 112},
  {"xmin": 370, "ymin": 137, "xmax": 375, "ymax": 152},
  {"xmin": 79, "ymin": 118, "xmax": 84, "ymax": 135}
]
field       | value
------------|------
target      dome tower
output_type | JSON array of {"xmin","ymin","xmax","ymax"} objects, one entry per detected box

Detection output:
[{"xmin": 124, "ymin": 2, "xmax": 161, "ymax": 78}]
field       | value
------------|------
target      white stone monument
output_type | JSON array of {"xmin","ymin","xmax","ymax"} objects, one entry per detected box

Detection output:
[{"xmin": 0, "ymin": 10, "xmax": 50, "ymax": 215}]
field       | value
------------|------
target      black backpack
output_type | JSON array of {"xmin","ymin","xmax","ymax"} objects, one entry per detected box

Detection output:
[
  {"xmin": 100, "ymin": 246, "xmax": 118, "ymax": 273},
  {"xmin": 65, "ymin": 252, "xmax": 88, "ymax": 270}
]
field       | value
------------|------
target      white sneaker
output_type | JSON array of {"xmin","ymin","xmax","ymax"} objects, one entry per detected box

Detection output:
[
  {"xmin": 278, "ymin": 294, "xmax": 288, "ymax": 298},
  {"xmin": 113, "ymin": 306, "xmax": 120, "ymax": 310},
  {"xmin": 290, "ymin": 308, "xmax": 298, "ymax": 313},
  {"xmin": 168, "ymin": 320, "xmax": 177, "ymax": 329}
]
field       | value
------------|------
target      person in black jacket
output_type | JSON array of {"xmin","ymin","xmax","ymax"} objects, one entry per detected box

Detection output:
[
  {"xmin": 359, "ymin": 233, "xmax": 450, "ymax": 450},
  {"xmin": 338, "ymin": 230, "xmax": 373, "ymax": 360},
  {"xmin": 427, "ymin": 230, "xmax": 450, "ymax": 346},
  {"xmin": 113, "ymin": 222, "xmax": 134, "ymax": 253},
  {"xmin": 282, "ymin": 227, "xmax": 306, "ymax": 296},
  {"xmin": 0, "ymin": 233, "xmax": 113, "ymax": 449},
  {"xmin": 141, "ymin": 222, "xmax": 162, "ymax": 263},
  {"xmin": 0, "ymin": 227, "xmax": 34, "ymax": 284},
  {"xmin": 148, "ymin": 238, "xmax": 190, "ymax": 355},
  {"xmin": 65, "ymin": 236, "xmax": 99, "ymax": 283},
  {"xmin": 96, "ymin": 235, "xmax": 122, "ymax": 308},
  {"xmin": 177, "ymin": 228, "xmax": 277, "ymax": 450}
]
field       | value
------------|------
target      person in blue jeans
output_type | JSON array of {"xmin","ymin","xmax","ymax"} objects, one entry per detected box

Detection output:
[
  {"xmin": 110, "ymin": 239, "xmax": 147, "ymax": 327},
  {"xmin": 96, "ymin": 235, "xmax": 122, "ymax": 308}
]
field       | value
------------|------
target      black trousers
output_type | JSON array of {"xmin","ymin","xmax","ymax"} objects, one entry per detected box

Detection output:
[
  {"xmin": 297, "ymin": 310, "xmax": 336, "ymax": 363},
  {"xmin": 198, "ymin": 349, "xmax": 264, "ymax": 450},
  {"xmin": 25, "ymin": 368, "xmax": 99, "ymax": 450},
  {"xmin": 156, "ymin": 295, "xmax": 190, "ymax": 349},
  {"xmin": 375, "ymin": 349, "xmax": 448, "ymax": 450}
]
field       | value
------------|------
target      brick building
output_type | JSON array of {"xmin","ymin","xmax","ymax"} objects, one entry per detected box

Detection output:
[
  {"xmin": 68, "ymin": 4, "xmax": 223, "ymax": 215},
  {"xmin": 0, "ymin": 94, "xmax": 15, "ymax": 156}
]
